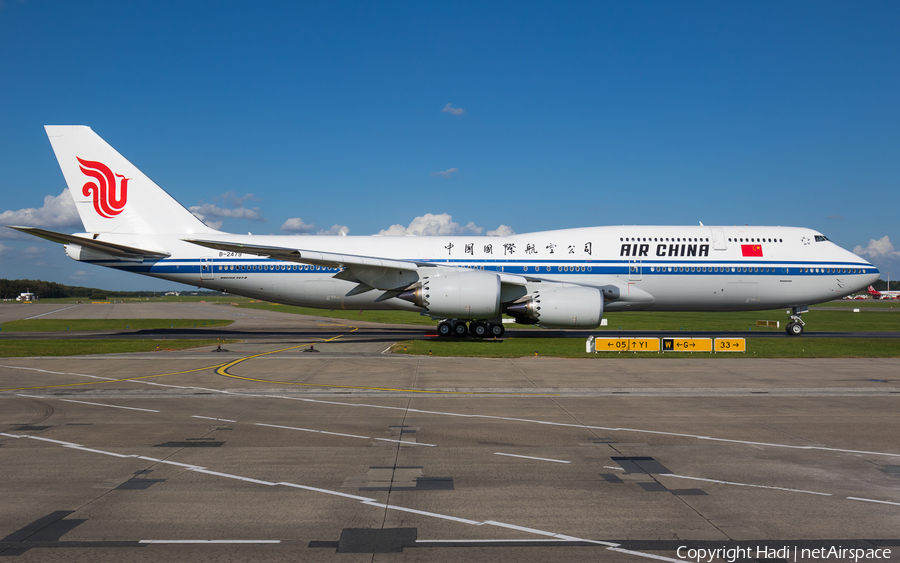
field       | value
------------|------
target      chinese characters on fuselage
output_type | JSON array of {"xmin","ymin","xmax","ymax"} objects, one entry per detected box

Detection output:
[{"xmin": 442, "ymin": 241, "xmax": 594, "ymax": 256}]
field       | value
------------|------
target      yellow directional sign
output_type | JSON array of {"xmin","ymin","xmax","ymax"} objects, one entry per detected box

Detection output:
[
  {"xmin": 626, "ymin": 338, "xmax": 660, "ymax": 352},
  {"xmin": 594, "ymin": 338, "xmax": 631, "ymax": 352},
  {"xmin": 715, "ymin": 338, "xmax": 746, "ymax": 352},
  {"xmin": 594, "ymin": 338, "xmax": 660, "ymax": 352},
  {"xmin": 662, "ymin": 337, "xmax": 712, "ymax": 352}
]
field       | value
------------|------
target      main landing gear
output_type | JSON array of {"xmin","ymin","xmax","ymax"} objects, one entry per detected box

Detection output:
[
  {"xmin": 785, "ymin": 306, "xmax": 808, "ymax": 336},
  {"xmin": 437, "ymin": 320, "xmax": 505, "ymax": 338}
]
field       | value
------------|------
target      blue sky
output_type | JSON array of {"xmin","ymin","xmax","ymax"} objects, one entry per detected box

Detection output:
[{"xmin": 1, "ymin": 1, "xmax": 898, "ymax": 290}]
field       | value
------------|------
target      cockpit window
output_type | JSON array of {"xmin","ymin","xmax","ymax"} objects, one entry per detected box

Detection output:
[{"xmin": 814, "ymin": 235, "xmax": 829, "ymax": 242}]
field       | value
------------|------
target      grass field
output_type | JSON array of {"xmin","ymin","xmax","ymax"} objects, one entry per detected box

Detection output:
[
  {"xmin": 0, "ymin": 339, "xmax": 236, "ymax": 357},
  {"xmin": 235, "ymin": 301, "xmax": 900, "ymax": 333},
  {"xmin": 598, "ymin": 309, "xmax": 900, "ymax": 332},
  {"xmin": 0, "ymin": 319, "xmax": 234, "ymax": 332},
  {"xmin": 392, "ymin": 337, "xmax": 900, "ymax": 359}
]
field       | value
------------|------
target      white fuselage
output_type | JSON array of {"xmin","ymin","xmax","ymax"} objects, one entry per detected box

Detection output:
[{"xmin": 67, "ymin": 224, "xmax": 879, "ymax": 314}]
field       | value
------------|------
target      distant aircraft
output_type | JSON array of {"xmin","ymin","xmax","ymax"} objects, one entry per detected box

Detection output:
[
  {"xmin": 9, "ymin": 126, "xmax": 880, "ymax": 337},
  {"xmin": 867, "ymin": 285, "xmax": 900, "ymax": 300}
]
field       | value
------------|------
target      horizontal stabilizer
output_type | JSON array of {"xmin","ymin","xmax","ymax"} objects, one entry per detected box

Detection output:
[{"xmin": 7, "ymin": 226, "xmax": 170, "ymax": 260}]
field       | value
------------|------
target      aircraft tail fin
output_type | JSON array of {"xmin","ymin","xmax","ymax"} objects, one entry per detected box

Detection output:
[
  {"xmin": 44, "ymin": 126, "xmax": 215, "ymax": 235},
  {"xmin": 867, "ymin": 285, "xmax": 880, "ymax": 295}
]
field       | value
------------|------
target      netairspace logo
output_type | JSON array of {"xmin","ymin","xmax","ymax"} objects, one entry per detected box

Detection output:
[{"xmin": 676, "ymin": 545, "xmax": 892, "ymax": 563}]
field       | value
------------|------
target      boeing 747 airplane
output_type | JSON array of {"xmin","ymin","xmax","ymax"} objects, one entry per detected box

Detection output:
[{"xmin": 9, "ymin": 126, "xmax": 880, "ymax": 336}]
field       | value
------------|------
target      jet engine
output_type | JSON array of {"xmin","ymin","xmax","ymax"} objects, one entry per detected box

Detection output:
[
  {"xmin": 506, "ymin": 286, "xmax": 604, "ymax": 328},
  {"xmin": 397, "ymin": 271, "xmax": 501, "ymax": 319}
]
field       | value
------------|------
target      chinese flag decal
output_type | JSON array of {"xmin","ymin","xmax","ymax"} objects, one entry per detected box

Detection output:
[{"xmin": 741, "ymin": 244, "xmax": 763, "ymax": 257}]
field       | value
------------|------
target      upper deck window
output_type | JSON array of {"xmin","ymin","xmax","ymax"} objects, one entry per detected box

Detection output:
[{"xmin": 815, "ymin": 235, "xmax": 829, "ymax": 242}]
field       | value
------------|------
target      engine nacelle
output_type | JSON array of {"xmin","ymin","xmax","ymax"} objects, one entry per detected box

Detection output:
[
  {"xmin": 506, "ymin": 286, "xmax": 604, "ymax": 328},
  {"xmin": 398, "ymin": 271, "xmax": 501, "ymax": 319}
]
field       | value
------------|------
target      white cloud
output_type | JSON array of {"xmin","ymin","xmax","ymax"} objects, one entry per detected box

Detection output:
[
  {"xmin": 854, "ymin": 236, "xmax": 900, "ymax": 261},
  {"xmin": 487, "ymin": 225, "xmax": 516, "ymax": 237},
  {"xmin": 432, "ymin": 167, "xmax": 459, "ymax": 179},
  {"xmin": 21, "ymin": 246, "xmax": 46, "ymax": 257},
  {"xmin": 317, "ymin": 224, "xmax": 349, "ymax": 236},
  {"xmin": 189, "ymin": 192, "xmax": 264, "ymax": 229},
  {"xmin": 0, "ymin": 190, "xmax": 81, "ymax": 237},
  {"xmin": 221, "ymin": 191, "xmax": 259, "ymax": 207},
  {"xmin": 280, "ymin": 217, "xmax": 316, "ymax": 234},
  {"xmin": 279, "ymin": 220, "xmax": 349, "ymax": 236},
  {"xmin": 0, "ymin": 242, "xmax": 11, "ymax": 256},
  {"xmin": 189, "ymin": 202, "xmax": 264, "ymax": 222},
  {"xmin": 441, "ymin": 103, "xmax": 464, "ymax": 116},
  {"xmin": 378, "ymin": 213, "xmax": 497, "ymax": 236},
  {"xmin": 70, "ymin": 270, "xmax": 91, "ymax": 281}
]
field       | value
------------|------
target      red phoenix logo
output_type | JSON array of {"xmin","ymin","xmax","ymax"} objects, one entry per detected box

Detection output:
[{"xmin": 77, "ymin": 157, "xmax": 129, "ymax": 218}]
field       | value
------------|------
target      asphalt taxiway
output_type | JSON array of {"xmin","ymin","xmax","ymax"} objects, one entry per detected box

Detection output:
[{"xmin": 0, "ymin": 302, "xmax": 898, "ymax": 562}]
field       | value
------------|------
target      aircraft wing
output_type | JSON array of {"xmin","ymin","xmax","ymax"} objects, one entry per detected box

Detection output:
[
  {"xmin": 183, "ymin": 238, "xmax": 423, "ymax": 271},
  {"xmin": 8, "ymin": 226, "xmax": 170, "ymax": 260},
  {"xmin": 183, "ymin": 238, "xmax": 541, "ymax": 292}
]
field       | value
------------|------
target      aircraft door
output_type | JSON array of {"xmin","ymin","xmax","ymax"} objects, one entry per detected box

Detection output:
[
  {"xmin": 711, "ymin": 228, "xmax": 727, "ymax": 250},
  {"xmin": 629, "ymin": 260, "xmax": 642, "ymax": 281},
  {"xmin": 201, "ymin": 257, "xmax": 214, "ymax": 280}
]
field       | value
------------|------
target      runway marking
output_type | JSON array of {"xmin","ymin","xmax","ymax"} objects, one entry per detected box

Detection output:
[
  {"xmin": 15, "ymin": 393, "xmax": 46, "ymax": 398},
  {"xmin": 140, "ymin": 540, "xmax": 281, "ymax": 544},
  {"xmin": 193, "ymin": 415, "xmax": 237, "ymax": 422},
  {"xmin": 6, "ymin": 351, "xmax": 899, "ymax": 462},
  {"xmin": 67, "ymin": 446, "xmax": 133, "ymax": 458},
  {"xmin": 7, "ymin": 434, "xmax": 80, "ymax": 446},
  {"xmin": 188, "ymin": 468, "xmax": 276, "ymax": 486},
  {"xmin": 256, "ymin": 422, "xmax": 370, "ymax": 440},
  {"xmin": 259, "ymin": 395, "xmax": 900, "ymax": 459},
  {"xmin": 658, "ymin": 474, "xmax": 832, "ymax": 496},
  {"xmin": 481, "ymin": 520, "xmax": 565, "ymax": 536},
  {"xmin": 22, "ymin": 304, "xmax": 80, "ymax": 320},
  {"xmin": 0, "ymin": 365, "xmax": 113, "ymax": 380},
  {"xmin": 256, "ymin": 422, "xmax": 437, "ymax": 446},
  {"xmin": 374, "ymin": 438, "xmax": 436, "ymax": 446},
  {"xmin": 0, "ymin": 363, "xmax": 230, "ymax": 392},
  {"xmin": 494, "ymin": 453, "xmax": 571, "ymax": 464},
  {"xmin": 361, "ymin": 501, "xmax": 481, "ymax": 525},
  {"xmin": 134, "ymin": 456, "xmax": 206, "ymax": 470},
  {"xmin": 847, "ymin": 497, "xmax": 900, "ymax": 507},
  {"xmin": 603, "ymin": 466, "xmax": 625, "ymax": 471},
  {"xmin": 1, "ymin": 432, "xmax": 690, "ymax": 559},
  {"xmin": 256, "ymin": 422, "xmax": 372, "ymax": 440},
  {"xmin": 58, "ymin": 399, "xmax": 160, "ymax": 413},
  {"xmin": 278, "ymin": 482, "xmax": 376, "ymax": 501},
  {"xmin": 417, "ymin": 539, "xmax": 578, "ymax": 543}
]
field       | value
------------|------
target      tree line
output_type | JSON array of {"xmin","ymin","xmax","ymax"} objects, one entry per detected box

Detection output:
[{"xmin": 1, "ymin": 279, "xmax": 174, "ymax": 299}]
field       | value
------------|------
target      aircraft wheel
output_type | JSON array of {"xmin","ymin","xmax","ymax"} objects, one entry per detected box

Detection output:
[
  {"xmin": 437, "ymin": 321, "xmax": 453, "ymax": 337},
  {"xmin": 786, "ymin": 322, "xmax": 804, "ymax": 336},
  {"xmin": 470, "ymin": 322, "xmax": 488, "ymax": 337},
  {"xmin": 489, "ymin": 323, "xmax": 505, "ymax": 338},
  {"xmin": 453, "ymin": 322, "xmax": 468, "ymax": 337}
]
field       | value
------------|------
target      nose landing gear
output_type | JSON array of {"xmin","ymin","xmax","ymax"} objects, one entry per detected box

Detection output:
[{"xmin": 785, "ymin": 306, "xmax": 808, "ymax": 336}]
